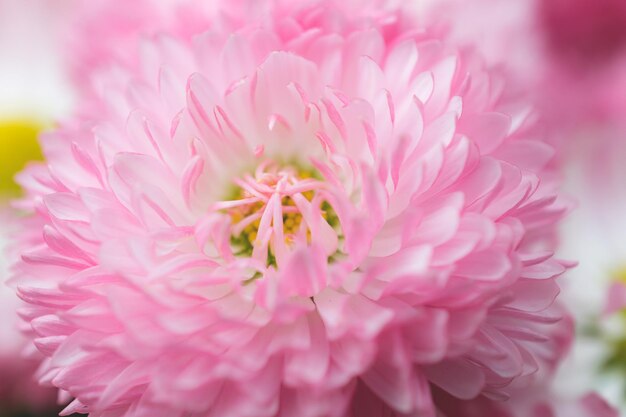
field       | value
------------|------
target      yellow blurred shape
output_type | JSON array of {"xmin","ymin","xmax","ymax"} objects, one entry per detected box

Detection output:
[
  {"xmin": 614, "ymin": 268, "xmax": 626, "ymax": 284},
  {"xmin": 0, "ymin": 120, "xmax": 43, "ymax": 195}
]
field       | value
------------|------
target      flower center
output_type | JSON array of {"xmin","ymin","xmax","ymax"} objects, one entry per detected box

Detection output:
[{"xmin": 216, "ymin": 160, "xmax": 340, "ymax": 267}]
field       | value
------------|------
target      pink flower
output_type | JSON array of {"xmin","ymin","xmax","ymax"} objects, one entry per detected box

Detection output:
[
  {"xmin": 538, "ymin": 0, "xmax": 626, "ymax": 68},
  {"xmin": 536, "ymin": 0, "xmax": 626, "ymax": 127},
  {"xmin": 12, "ymin": 1, "xmax": 572, "ymax": 416}
]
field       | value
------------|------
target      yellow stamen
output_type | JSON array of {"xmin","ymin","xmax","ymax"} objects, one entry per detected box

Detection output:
[{"xmin": 222, "ymin": 163, "xmax": 340, "ymax": 265}]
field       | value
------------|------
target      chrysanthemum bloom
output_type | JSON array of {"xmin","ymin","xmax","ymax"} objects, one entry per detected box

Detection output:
[{"xmin": 12, "ymin": 1, "xmax": 573, "ymax": 416}]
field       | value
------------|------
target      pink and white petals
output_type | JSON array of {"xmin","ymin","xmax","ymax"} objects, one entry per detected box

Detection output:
[{"xmin": 10, "ymin": 1, "xmax": 575, "ymax": 416}]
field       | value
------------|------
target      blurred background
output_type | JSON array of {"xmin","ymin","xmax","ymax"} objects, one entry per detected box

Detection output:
[
  {"xmin": 0, "ymin": 1, "xmax": 72, "ymax": 416},
  {"xmin": 1, "ymin": 0, "xmax": 626, "ymax": 416}
]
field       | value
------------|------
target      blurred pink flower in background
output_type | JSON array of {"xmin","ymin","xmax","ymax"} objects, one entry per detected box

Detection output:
[
  {"xmin": 538, "ymin": 0, "xmax": 626, "ymax": 130},
  {"xmin": 539, "ymin": 0, "xmax": 626, "ymax": 69},
  {"xmin": 5, "ymin": 0, "xmax": 588, "ymax": 416}
]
